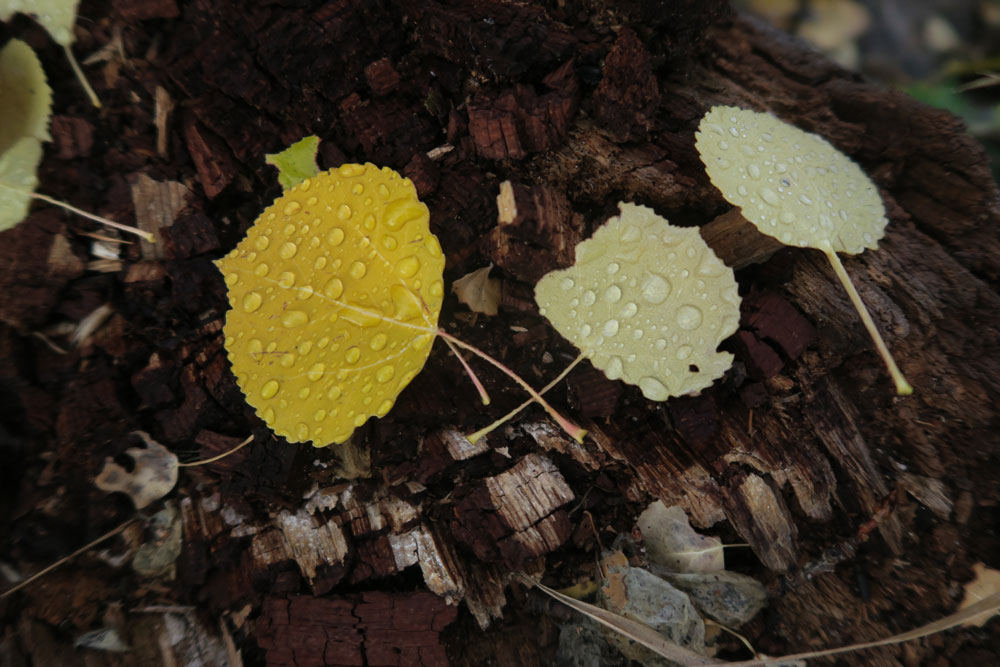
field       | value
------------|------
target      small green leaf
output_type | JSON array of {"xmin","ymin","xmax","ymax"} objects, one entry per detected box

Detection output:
[{"xmin": 265, "ymin": 135, "xmax": 321, "ymax": 190}]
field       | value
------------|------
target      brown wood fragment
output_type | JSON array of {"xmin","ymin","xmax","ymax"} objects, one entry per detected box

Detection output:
[
  {"xmin": 488, "ymin": 180, "xmax": 584, "ymax": 282},
  {"xmin": 742, "ymin": 291, "xmax": 817, "ymax": 361},
  {"xmin": 468, "ymin": 60, "xmax": 579, "ymax": 160},
  {"xmin": 49, "ymin": 115, "xmax": 94, "ymax": 160},
  {"xmin": 592, "ymin": 28, "xmax": 660, "ymax": 143},
  {"xmin": 183, "ymin": 116, "xmax": 237, "ymax": 198},
  {"xmin": 160, "ymin": 213, "xmax": 220, "ymax": 259},
  {"xmin": 699, "ymin": 208, "xmax": 784, "ymax": 270},
  {"xmin": 364, "ymin": 57, "xmax": 401, "ymax": 96},
  {"xmin": 258, "ymin": 592, "xmax": 456, "ymax": 667},
  {"xmin": 566, "ymin": 363, "xmax": 621, "ymax": 419},
  {"xmin": 129, "ymin": 173, "xmax": 191, "ymax": 259},
  {"xmin": 733, "ymin": 330, "xmax": 785, "ymax": 380},
  {"xmin": 404, "ymin": 152, "xmax": 440, "ymax": 198},
  {"xmin": 0, "ymin": 214, "xmax": 84, "ymax": 330},
  {"xmin": 154, "ymin": 85, "xmax": 175, "ymax": 159}
]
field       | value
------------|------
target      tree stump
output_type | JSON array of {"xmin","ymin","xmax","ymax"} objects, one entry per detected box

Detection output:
[{"xmin": 1, "ymin": 1, "xmax": 998, "ymax": 665}]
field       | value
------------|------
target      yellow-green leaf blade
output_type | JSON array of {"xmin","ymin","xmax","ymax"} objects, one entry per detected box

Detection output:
[
  {"xmin": 216, "ymin": 164, "xmax": 446, "ymax": 446},
  {"xmin": 265, "ymin": 135, "xmax": 321, "ymax": 191},
  {"xmin": 536, "ymin": 202, "xmax": 740, "ymax": 401},
  {"xmin": 0, "ymin": 0, "xmax": 80, "ymax": 46}
]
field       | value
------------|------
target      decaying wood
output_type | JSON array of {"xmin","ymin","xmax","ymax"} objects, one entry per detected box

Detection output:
[{"xmin": 3, "ymin": 1, "xmax": 999, "ymax": 665}]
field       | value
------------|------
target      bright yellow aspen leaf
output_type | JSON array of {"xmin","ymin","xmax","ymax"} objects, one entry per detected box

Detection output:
[{"xmin": 216, "ymin": 164, "xmax": 446, "ymax": 446}]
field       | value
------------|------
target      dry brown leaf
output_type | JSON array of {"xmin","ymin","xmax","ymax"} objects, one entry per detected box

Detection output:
[
  {"xmin": 959, "ymin": 562, "xmax": 1000, "ymax": 627},
  {"xmin": 638, "ymin": 501, "xmax": 724, "ymax": 573},
  {"xmin": 94, "ymin": 432, "xmax": 178, "ymax": 509},
  {"xmin": 452, "ymin": 263, "xmax": 501, "ymax": 316}
]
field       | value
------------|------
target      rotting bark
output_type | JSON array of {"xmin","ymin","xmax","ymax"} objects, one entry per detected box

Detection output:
[{"xmin": 1, "ymin": 1, "xmax": 999, "ymax": 666}]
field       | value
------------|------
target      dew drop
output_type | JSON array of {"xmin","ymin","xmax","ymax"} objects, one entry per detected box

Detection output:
[
  {"xmin": 295, "ymin": 423, "xmax": 310, "ymax": 441},
  {"xmin": 655, "ymin": 339, "xmax": 668, "ymax": 351},
  {"xmin": 314, "ymin": 409, "xmax": 327, "ymax": 422},
  {"xmin": 799, "ymin": 194, "xmax": 813, "ymax": 206},
  {"xmin": 283, "ymin": 201, "xmax": 301, "ymax": 216},
  {"xmin": 225, "ymin": 272, "xmax": 239, "ymax": 287},
  {"xmin": 676, "ymin": 305, "xmax": 703, "ymax": 330},
  {"xmin": 323, "ymin": 277, "xmax": 344, "ymax": 299},
  {"xmin": 603, "ymin": 319, "xmax": 620, "ymax": 337},
  {"xmin": 280, "ymin": 353, "xmax": 296, "ymax": 368},
  {"xmin": 376, "ymin": 399, "xmax": 393, "ymax": 417},
  {"xmin": 370, "ymin": 333, "xmax": 388, "ymax": 351},
  {"xmin": 397, "ymin": 255, "xmax": 420, "ymax": 278},
  {"xmin": 349, "ymin": 261, "xmax": 367, "ymax": 279},
  {"xmin": 582, "ymin": 290, "xmax": 597, "ymax": 306},
  {"xmin": 254, "ymin": 263, "xmax": 270, "ymax": 277},
  {"xmin": 775, "ymin": 163, "xmax": 788, "ymax": 173},
  {"xmin": 282, "ymin": 310, "xmax": 309, "ymax": 328},
  {"xmin": 376, "ymin": 365, "xmax": 395, "ymax": 383},
  {"xmin": 718, "ymin": 140, "xmax": 729, "ymax": 150},
  {"xmin": 676, "ymin": 345, "xmax": 693, "ymax": 360},
  {"xmin": 335, "ymin": 204, "xmax": 352, "ymax": 220},
  {"xmin": 262, "ymin": 407, "xmax": 275, "ymax": 425},
  {"xmin": 277, "ymin": 271, "xmax": 296, "ymax": 288},
  {"xmin": 327, "ymin": 228, "xmax": 345, "ymax": 246},
  {"xmin": 780, "ymin": 211, "xmax": 795, "ymax": 224},
  {"xmin": 254, "ymin": 235, "xmax": 270, "ymax": 250},
  {"xmin": 716, "ymin": 158, "xmax": 731, "ymax": 170},
  {"xmin": 639, "ymin": 377, "xmax": 670, "ymax": 401},
  {"xmin": 413, "ymin": 334, "xmax": 433, "ymax": 350},
  {"xmin": 580, "ymin": 324, "xmax": 592, "ymax": 337},
  {"xmin": 384, "ymin": 199, "xmax": 426, "ymax": 230},
  {"xmin": 345, "ymin": 347, "xmax": 361, "ymax": 364},
  {"xmin": 307, "ymin": 196, "xmax": 318, "ymax": 207},
  {"xmin": 632, "ymin": 328, "xmax": 644, "ymax": 340},
  {"xmin": 604, "ymin": 285, "xmax": 622, "ymax": 303},
  {"xmin": 248, "ymin": 338, "xmax": 263, "ymax": 356},
  {"xmin": 314, "ymin": 256, "xmax": 327, "ymax": 270},
  {"xmin": 279, "ymin": 241, "xmax": 298, "ymax": 259},
  {"xmin": 339, "ymin": 164, "xmax": 366, "ymax": 177},
  {"xmin": 242, "ymin": 292, "xmax": 263, "ymax": 312},
  {"xmin": 748, "ymin": 164, "xmax": 761, "ymax": 179},
  {"xmin": 327, "ymin": 385, "xmax": 342, "ymax": 400},
  {"xmin": 302, "ymin": 362, "xmax": 324, "ymax": 382},
  {"xmin": 728, "ymin": 126, "xmax": 740, "ymax": 137},
  {"xmin": 260, "ymin": 380, "xmax": 280, "ymax": 399},
  {"xmin": 640, "ymin": 274, "xmax": 671, "ymax": 304},
  {"xmin": 560, "ymin": 277, "xmax": 575, "ymax": 290},
  {"xmin": 605, "ymin": 356, "xmax": 624, "ymax": 380},
  {"xmin": 759, "ymin": 188, "xmax": 780, "ymax": 207},
  {"xmin": 381, "ymin": 235, "xmax": 398, "ymax": 250},
  {"xmin": 621, "ymin": 302, "xmax": 638, "ymax": 318},
  {"xmin": 607, "ymin": 262, "xmax": 620, "ymax": 275}
]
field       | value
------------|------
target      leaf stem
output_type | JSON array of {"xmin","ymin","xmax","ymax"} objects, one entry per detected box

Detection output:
[
  {"xmin": 0, "ymin": 182, "xmax": 154, "ymax": 242},
  {"xmin": 0, "ymin": 518, "xmax": 136, "ymax": 600},
  {"xmin": 64, "ymin": 44, "xmax": 102, "ymax": 108},
  {"xmin": 437, "ymin": 329, "xmax": 587, "ymax": 442},
  {"xmin": 178, "ymin": 434, "xmax": 254, "ymax": 467},
  {"xmin": 467, "ymin": 353, "xmax": 584, "ymax": 443},
  {"xmin": 823, "ymin": 246, "xmax": 912, "ymax": 396}
]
